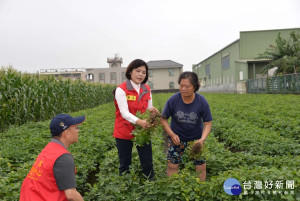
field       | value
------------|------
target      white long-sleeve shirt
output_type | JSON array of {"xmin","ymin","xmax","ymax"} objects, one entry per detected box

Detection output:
[{"xmin": 115, "ymin": 80, "xmax": 153, "ymax": 124}]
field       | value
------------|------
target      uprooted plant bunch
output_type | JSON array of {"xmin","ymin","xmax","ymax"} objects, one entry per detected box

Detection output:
[
  {"xmin": 187, "ymin": 140, "xmax": 206, "ymax": 160},
  {"xmin": 131, "ymin": 110, "xmax": 163, "ymax": 146}
]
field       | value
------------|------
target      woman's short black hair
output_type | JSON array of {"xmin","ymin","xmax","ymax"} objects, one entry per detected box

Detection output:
[
  {"xmin": 178, "ymin": 71, "xmax": 200, "ymax": 92},
  {"xmin": 125, "ymin": 59, "xmax": 149, "ymax": 84}
]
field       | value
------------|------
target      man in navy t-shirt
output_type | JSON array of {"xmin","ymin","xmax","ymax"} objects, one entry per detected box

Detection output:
[{"xmin": 161, "ymin": 72, "xmax": 212, "ymax": 181}]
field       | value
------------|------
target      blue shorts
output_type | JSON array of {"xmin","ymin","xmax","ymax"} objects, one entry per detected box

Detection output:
[{"xmin": 167, "ymin": 139, "xmax": 206, "ymax": 166}]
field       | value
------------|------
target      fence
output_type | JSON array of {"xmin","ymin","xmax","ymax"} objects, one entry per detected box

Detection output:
[{"xmin": 247, "ymin": 73, "xmax": 300, "ymax": 94}]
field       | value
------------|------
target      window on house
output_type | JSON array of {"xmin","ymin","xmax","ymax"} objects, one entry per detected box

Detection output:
[
  {"xmin": 169, "ymin": 81, "xmax": 175, "ymax": 89},
  {"xmin": 99, "ymin": 73, "xmax": 105, "ymax": 81},
  {"xmin": 73, "ymin": 74, "xmax": 81, "ymax": 80},
  {"xmin": 86, "ymin": 73, "xmax": 94, "ymax": 81},
  {"xmin": 222, "ymin": 54, "xmax": 230, "ymax": 69},
  {"xmin": 148, "ymin": 81, "xmax": 153, "ymax": 89},
  {"xmin": 122, "ymin": 72, "xmax": 127, "ymax": 82},
  {"xmin": 205, "ymin": 64, "xmax": 210, "ymax": 75},
  {"xmin": 110, "ymin": 72, "xmax": 116, "ymax": 80},
  {"xmin": 149, "ymin": 70, "xmax": 153, "ymax": 77},
  {"xmin": 168, "ymin": 69, "xmax": 174, "ymax": 76}
]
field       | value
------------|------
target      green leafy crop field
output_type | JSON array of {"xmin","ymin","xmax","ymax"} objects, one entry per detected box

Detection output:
[{"xmin": 0, "ymin": 93, "xmax": 299, "ymax": 200}]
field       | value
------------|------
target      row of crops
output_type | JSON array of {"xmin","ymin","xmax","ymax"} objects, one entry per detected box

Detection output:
[
  {"xmin": 0, "ymin": 92, "xmax": 299, "ymax": 200},
  {"xmin": 0, "ymin": 67, "xmax": 115, "ymax": 132}
]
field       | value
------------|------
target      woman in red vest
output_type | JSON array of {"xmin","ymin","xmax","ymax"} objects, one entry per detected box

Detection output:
[
  {"xmin": 20, "ymin": 114, "xmax": 85, "ymax": 201},
  {"xmin": 113, "ymin": 59, "xmax": 157, "ymax": 179}
]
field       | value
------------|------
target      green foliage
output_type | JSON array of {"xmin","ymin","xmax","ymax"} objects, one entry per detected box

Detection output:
[
  {"xmin": 131, "ymin": 110, "xmax": 163, "ymax": 147},
  {"xmin": 0, "ymin": 93, "xmax": 299, "ymax": 200},
  {"xmin": 0, "ymin": 66, "xmax": 116, "ymax": 132},
  {"xmin": 257, "ymin": 31, "xmax": 300, "ymax": 75}
]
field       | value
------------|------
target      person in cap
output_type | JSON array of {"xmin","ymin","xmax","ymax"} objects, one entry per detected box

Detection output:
[{"xmin": 20, "ymin": 114, "xmax": 85, "ymax": 201}]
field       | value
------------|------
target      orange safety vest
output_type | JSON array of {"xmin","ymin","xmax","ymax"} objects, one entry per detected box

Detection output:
[
  {"xmin": 113, "ymin": 80, "xmax": 151, "ymax": 140},
  {"xmin": 20, "ymin": 142, "xmax": 75, "ymax": 201}
]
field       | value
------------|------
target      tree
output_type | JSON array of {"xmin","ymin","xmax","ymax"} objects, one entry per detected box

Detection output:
[{"xmin": 258, "ymin": 31, "xmax": 300, "ymax": 75}]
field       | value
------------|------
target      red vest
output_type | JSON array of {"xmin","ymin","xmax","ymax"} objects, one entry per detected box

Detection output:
[
  {"xmin": 113, "ymin": 80, "xmax": 151, "ymax": 140},
  {"xmin": 20, "ymin": 142, "xmax": 74, "ymax": 201}
]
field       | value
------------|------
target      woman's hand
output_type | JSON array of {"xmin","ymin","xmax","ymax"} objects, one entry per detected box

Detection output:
[
  {"xmin": 160, "ymin": 117, "xmax": 180, "ymax": 145},
  {"xmin": 149, "ymin": 107, "xmax": 159, "ymax": 115},
  {"xmin": 197, "ymin": 138, "xmax": 205, "ymax": 147},
  {"xmin": 170, "ymin": 134, "xmax": 180, "ymax": 145},
  {"xmin": 136, "ymin": 119, "xmax": 150, "ymax": 129}
]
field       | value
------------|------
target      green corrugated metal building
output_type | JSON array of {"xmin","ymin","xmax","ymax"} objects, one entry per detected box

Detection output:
[{"xmin": 193, "ymin": 28, "xmax": 300, "ymax": 93}]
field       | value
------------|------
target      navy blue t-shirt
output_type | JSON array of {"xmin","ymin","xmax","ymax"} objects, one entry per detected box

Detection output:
[{"xmin": 162, "ymin": 92, "xmax": 213, "ymax": 142}]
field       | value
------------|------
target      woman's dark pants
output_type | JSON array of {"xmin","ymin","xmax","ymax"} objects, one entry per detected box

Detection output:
[{"xmin": 115, "ymin": 138, "xmax": 154, "ymax": 179}]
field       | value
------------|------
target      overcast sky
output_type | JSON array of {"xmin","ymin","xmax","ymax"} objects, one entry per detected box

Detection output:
[{"xmin": 0, "ymin": 0, "xmax": 299, "ymax": 73}]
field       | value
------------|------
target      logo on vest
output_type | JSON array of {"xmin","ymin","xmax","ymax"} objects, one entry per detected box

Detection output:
[
  {"xmin": 27, "ymin": 160, "xmax": 43, "ymax": 180},
  {"xmin": 126, "ymin": 95, "xmax": 136, "ymax": 101}
]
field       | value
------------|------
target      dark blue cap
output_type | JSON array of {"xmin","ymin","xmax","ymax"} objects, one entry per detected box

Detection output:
[{"xmin": 50, "ymin": 114, "xmax": 85, "ymax": 136}]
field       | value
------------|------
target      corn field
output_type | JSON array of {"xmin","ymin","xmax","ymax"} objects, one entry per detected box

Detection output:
[{"xmin": 0, "ymin": 67, "xmax": 115, "ymax": 132}]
